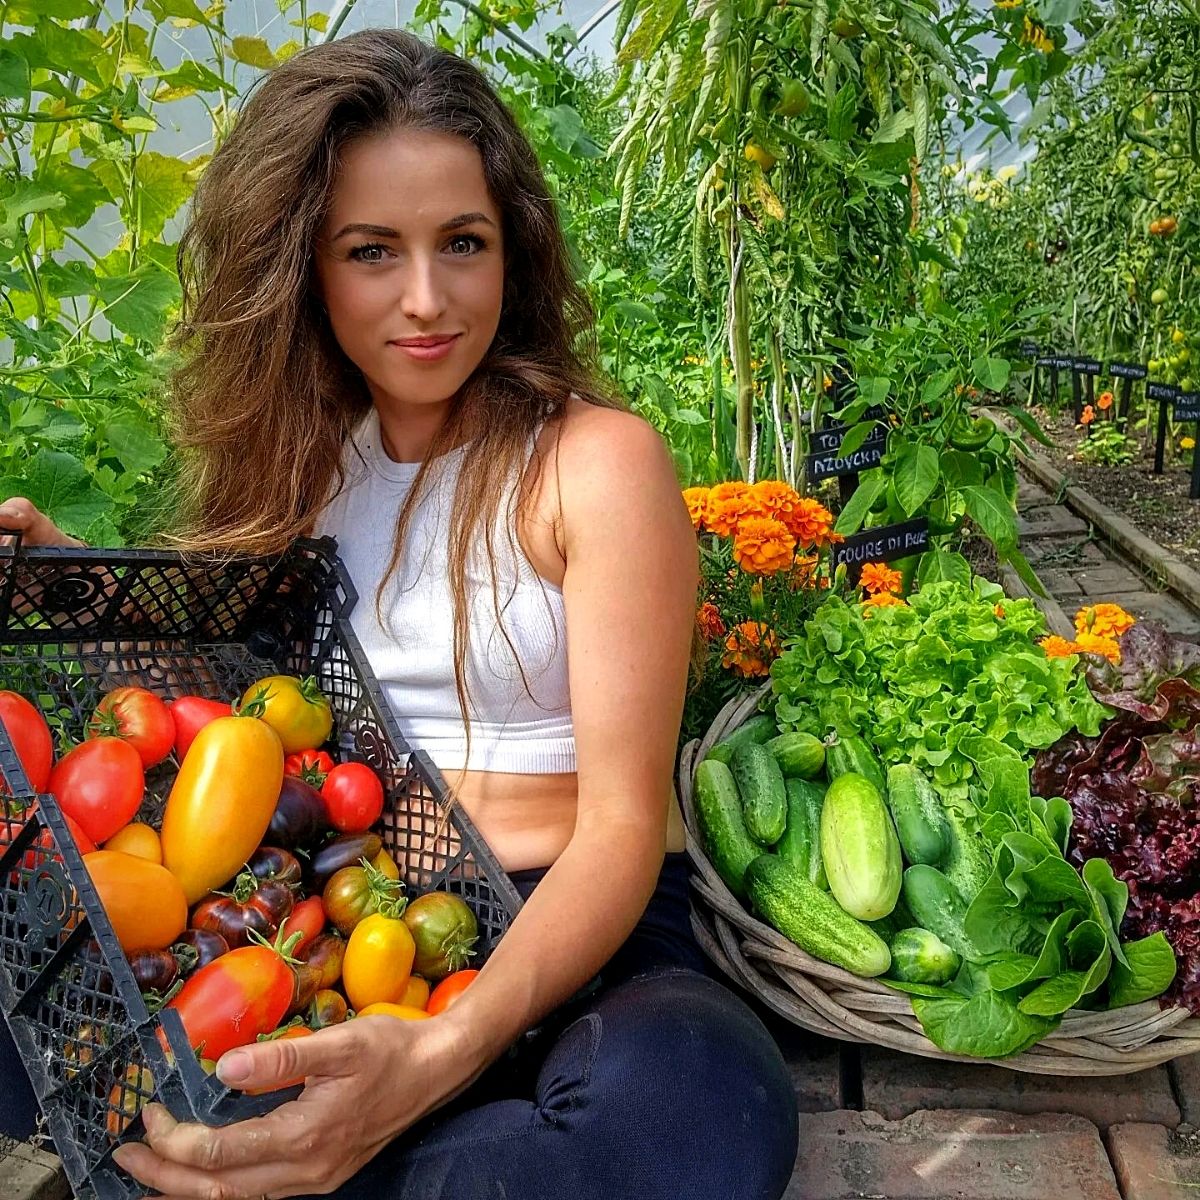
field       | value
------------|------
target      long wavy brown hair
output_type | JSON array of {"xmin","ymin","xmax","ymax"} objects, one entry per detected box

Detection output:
[{"xmin": 161, "ymin": 28, "xmax": 631, "ymax": 766}]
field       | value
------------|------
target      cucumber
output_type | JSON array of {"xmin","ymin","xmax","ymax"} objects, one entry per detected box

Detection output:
[
  {"xmin": 885, "ymin": 764, "xmax": 951, "ymax": 867},
  {"xmin": 940, "ymin": 800, "xmax": 993, "ymax": 905},
  {"xmin": 824, "ymin": 733, "xmax": 886, "ymax": 794},
  {"xmin": 890, "ymin": 927, "xmax": 960, "ymax": 985},
  {"xmin": 820, "ymin": 772, "xmax": 903, "ymax": 921},
  {"xmin": 731, "ymin": 742, "xmax": 787, "ymax": 846},
  {"xmin": 766, "ymin": 731, "xmax": 825, "ymax": 780},
  {"xmin": 693, "ymin": 759, "xmax": 759, "ymax": 900},
  {"xmin": 901, "ymin": 864, "xmax": 978, "ymax": 960},
  {"xmin": 777, "ymin": 778, "xmax": 827, "ymax": 888},
  {"xmin": 704, "ymin": 713, "xmax": 777, "ymax": 766},
  {"xmin": 746, "ymin": 854, "xmax": 891, "ymax": 978}
]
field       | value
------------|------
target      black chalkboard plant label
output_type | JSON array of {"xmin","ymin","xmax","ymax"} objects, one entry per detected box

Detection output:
[{"xmin": 832, "ymin": 517, "xmax": 931, "ymax": 578}]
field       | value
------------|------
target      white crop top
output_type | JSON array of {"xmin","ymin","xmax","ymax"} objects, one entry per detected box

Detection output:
[{"xmin": 314, "ymin": 407, "xmax": 576, "ymax": 774}]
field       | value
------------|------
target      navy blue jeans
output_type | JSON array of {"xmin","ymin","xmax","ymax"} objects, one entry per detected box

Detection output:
[{"xmin": 0, "ymin": 854, "xmax": 799, "ymax": 1199}]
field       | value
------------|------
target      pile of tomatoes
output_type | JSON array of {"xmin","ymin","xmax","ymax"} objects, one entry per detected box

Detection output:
[{"xmin": 0, "ymin": 678, "xmax": 481, "ymax": 1134}]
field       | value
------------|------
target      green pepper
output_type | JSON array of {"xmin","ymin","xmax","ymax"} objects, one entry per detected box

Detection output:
[{"xmin": 948, "ymin": 415, "xmax": 997, "ymax": 452}]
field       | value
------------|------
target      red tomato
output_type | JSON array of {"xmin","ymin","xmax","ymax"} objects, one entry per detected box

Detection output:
[
  {"xmin": 283, "ymin": 749, "xmax": 334, "ymax": 788},
  {"xmin": 89, "ymin": 688, "xmax": 174, "ymax": 769},
  {"xmin": 1, "ymin": 798, "xmax": 96, "ymax": 877},
  {"xmin": 280, "ymin": 895, "xmax": 325, "ymax": 956},
  {"xmin": 321, "ymin": 762, "xmax": 384, "ymax": 834},
  {"xmin": 167, "ymin": 697, "xmax": 232, "ymax": 763},
  {"xmin": 426, "ymin": 969, "xmax": 479, "ymax": 1016},
  {"xmin": 0, "ymin": 691, "xmax": 54, "ymax": 793},
  {"xmin": 164, "ymin": 942, "xmax": 295, "ymax": 1060},
  {"xmin": 49, "ymin": 738, "xmax": 144, "ymax": 844}
]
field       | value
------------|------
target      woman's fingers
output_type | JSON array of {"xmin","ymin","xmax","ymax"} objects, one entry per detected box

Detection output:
[{"xmin": 0, "ymin": 497, "xmax": 75, "ymax": 547}]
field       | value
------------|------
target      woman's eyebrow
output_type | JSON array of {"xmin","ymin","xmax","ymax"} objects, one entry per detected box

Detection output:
[{"xmin": 330, "ymin": 213, "xmax": 496, "ymax": 240}]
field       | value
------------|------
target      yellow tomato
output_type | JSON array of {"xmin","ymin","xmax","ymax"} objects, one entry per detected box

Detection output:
[
  {"xmin": 743, "ymin": 141, "xmax": 778, "ymax": 171},
  {"xmin": 372, "ymin": 847, "xmax": 400, "ymax": 881},
  {"xmin": 343, "ymin": 913, "xmax": 416, "ymax": 1010},
  {"xmin": 400, "ymin": 975, "xmax": 430, "ymax": 1010},
  {"xmin": 238, "ymin": 675, "xmax": 332, "ymax": 755},
  {"xmin": 105, "ymin": 822, "xmax": 162, "ymax": 864},
  {"xmin": 356, "ymin": 1003, "xmax": 430, "ymax": 1021}
]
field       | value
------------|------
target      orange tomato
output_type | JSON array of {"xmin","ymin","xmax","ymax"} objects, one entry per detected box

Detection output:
[
  {"xmin": 104, "ymin": 822, "xmax": 162, "ymax": 864},
  {"xmin": 356, "ymin": 1003, "xmax": 431, "ymax": 1021},
  {"xmin": 427, "ymin": 969, "xmax": 479, "ymax": 1016},
  {"xmin": 399, "ymin": 975, "xmax": 430, "ymax": 1010},
  {"xmin": 160, "ymin": 715, "xmax": 283, "ymax": 903},
  {"xmin": 342, "ymin": 913, "xmax": 415, "ymax": 1010},
  {"xmin": 84, "ymin": 850, "xmax": 187, "ymax": 953}
]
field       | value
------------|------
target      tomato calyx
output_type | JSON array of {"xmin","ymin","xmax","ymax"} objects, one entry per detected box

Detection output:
[
  {"xmin": 86, "ymin": 707, "xmax": 126, "ymax": 741},
  {"xmin": 283, "ymin": 749, "xmax": 334, "ymax": 789},
  {"xmin": 236, "ymin": 675, "xmax": 326, "ymax": 720},
  {"xmin": 358, "ymin": 856, "xmax": 408, "ymax": 920},
  {"xmin": 246, "ymin": 924, "xmax": 307, "ymax": 967}
]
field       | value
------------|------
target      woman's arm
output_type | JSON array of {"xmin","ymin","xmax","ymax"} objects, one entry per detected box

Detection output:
[{"xmin": 441, "ymin": 405, "xmax": 699, "ymax": 1069}]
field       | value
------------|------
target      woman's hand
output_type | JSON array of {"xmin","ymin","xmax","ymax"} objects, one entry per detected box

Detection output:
[
  {"xmin": 0, "ymin": 497, "xmax": 84, "ymax": 548},
  {"xmin": 111, "ymin": 1012, "xmax": 486, "ymax": 1199}
]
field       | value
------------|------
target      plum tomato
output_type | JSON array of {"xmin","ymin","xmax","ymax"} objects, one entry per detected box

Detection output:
[
  {"xmin": 321, "ymin": 762, "xmax": 384, "ymax": 834},
  {"xmin": 89, "ymin": 687, "xmax": 174, "ymax": 769}
]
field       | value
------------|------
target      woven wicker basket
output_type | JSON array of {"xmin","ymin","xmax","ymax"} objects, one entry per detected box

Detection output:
[{"xmin": 679, "ymin": 683, "xmax": 1200, "ymax": 1075}]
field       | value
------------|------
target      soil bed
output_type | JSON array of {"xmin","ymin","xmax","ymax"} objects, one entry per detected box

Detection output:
[{"xmin": 1030, "ymin": 405, "xmax": 1200, "ymax": 568}]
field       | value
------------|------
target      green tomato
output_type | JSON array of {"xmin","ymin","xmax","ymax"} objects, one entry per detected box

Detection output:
[
  {"xmin": 1151, "ymin": 287, "xmax": 1170, "ymax": 305},
  {"xmin": 1181, "ymin": 377, "xmax": 1196, "ymax": 392}
]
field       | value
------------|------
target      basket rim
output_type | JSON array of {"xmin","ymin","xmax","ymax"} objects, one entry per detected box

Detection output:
[{"xmin": 677, "ymin": 683, "xmax": 1200, "ymax": 1074}]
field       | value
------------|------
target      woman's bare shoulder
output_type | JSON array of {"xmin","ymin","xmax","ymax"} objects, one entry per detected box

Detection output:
[{"xmin": 550, "ymin": 394, "xmax": 673, "ymax": 483}]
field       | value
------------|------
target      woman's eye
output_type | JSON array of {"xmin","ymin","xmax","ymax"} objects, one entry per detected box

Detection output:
[
  {"xmin": 448, "ymin": 234, "xmax": 486, "ymax": 255},
  {"xmin": 348, "ymin": 235, "xmax": 485, "ymax": 263},
  {"xmin": 349, "ymin": 242, "xmax": 388, "ymax": 263}
]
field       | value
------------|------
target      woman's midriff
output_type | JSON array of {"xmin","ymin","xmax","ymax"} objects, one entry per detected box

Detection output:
[{"xmin": 445, "ymin": 769, "xmax": 688, "ymax": 874}]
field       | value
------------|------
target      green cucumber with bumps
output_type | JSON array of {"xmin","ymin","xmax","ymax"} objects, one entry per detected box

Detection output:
[
  {"xmin": 704, "ymin": 713, "xmax": 777, "ymax": 766},
  {"xmin": 731, "ymin": 742, "xmax": 788, "ymax": 846},
  {"xmin": 776, "ymin": 778, "xmax": 827, "ymax": 888},
  {"xmin": 766, "ymin": 731, "xmax": 825, "ymax": 779},
  {"xmin": 940, "ymin": 801, "xmax": 993, "ymax": 905},
  {"xmin": 824, "ymin": 733, "xmax": 886, "ymax": 794},
  {"xmin": 693, "ymin": 759, "xmax": 760, "ymax": 899},
  {"xmin": 885, "ymin": 763, "xmax": 951, "ymax": 867},
  {"xmin": 901, "ymin": 864, "xmax": 978, "ymax": 960},
  {"xmin": 746, "ymin": 854, "xmax": 891, "ymax": 978},
  {"xmin": 820, "ymin": 772, "xmax": 903, "ymax": 921}
]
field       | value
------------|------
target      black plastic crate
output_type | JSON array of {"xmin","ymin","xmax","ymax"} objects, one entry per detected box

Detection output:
[{"xmin": 0, "ymin": 532, "xmax": 522, "ymax": 1199}]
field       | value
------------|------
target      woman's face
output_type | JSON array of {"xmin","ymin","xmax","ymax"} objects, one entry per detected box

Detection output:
[{"xmin": 313, "ymin": 127, "xmax": 505, "ymax": 419}]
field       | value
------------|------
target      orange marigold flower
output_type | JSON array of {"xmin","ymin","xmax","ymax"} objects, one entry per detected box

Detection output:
[
  {"xmin": 682, "ymin": 486, "xmax": 710, "ymax": 531},
  {"xmin": 994, "ymin": 604, "xmax": 1006, "ymax": 619},
  {"xmin": 1075, "ymin": 603, "xmax": 1136, "ymax": 640},
  {"xmin": 1097, "ymin": 390, "xmax": 1114, "ymax": 411},
  {"xmin": 860, "ymin": 562, "xmax": 903, "ymax": 595},
  {"xmin": 696, "ymin": 601, "xmax": 726, "ymax": 641},
  {"xmin": 751, "ymin": 479, "xmax": 803, "ymax": 525},
  {"xmin": 1080, "ymin": 405, "xmax": 1095, "ymax": 426},
  {"xmin": 705, "ymin": 482, "xmax": 764, "ymax": 537},
  {"xmin": 1039, "ymin": 635, "xmax": 1079, "ymax": 659},
  {"xmin": 1074, "ymin": 631, "xmax": 1121, "ymax": 664},
  {"xmin": 784, "ymin": 497, "xmax": 837, "ymax": 547},
  {"xmin": 722, "ymin": 621, "xmax": 781, "ymax": 678},
  {"xmin": 863, "ymin": 592, "xmax": 906, "ymax": 611},
  {"xmin": 732, "ymin": 516, "xmax": 796, "ymax": 575}
]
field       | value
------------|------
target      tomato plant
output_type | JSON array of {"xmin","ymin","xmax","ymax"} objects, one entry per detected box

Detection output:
[
  {"xmin": 0, "ymin": 691, "xmax": 53, "ymax": 792},
  {"xmin": 89, "ymin": 687, "xmax": 174, "ymax": 769},
  {"xmin": 321, "ymin": 762, "xmax": 384, "ymax": 834},
  {"xmin": 50, "ymin": 738, "xmax": 144, "ymax": 844},
  {"xmin": 238, "ymin": 675, "xmax": 332, "ymax": 755}
]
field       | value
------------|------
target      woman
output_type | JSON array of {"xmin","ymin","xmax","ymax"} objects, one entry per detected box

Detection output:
[{"xmin": 0, "ymin": 28, "xmax": 798, "ymax": 1200}]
